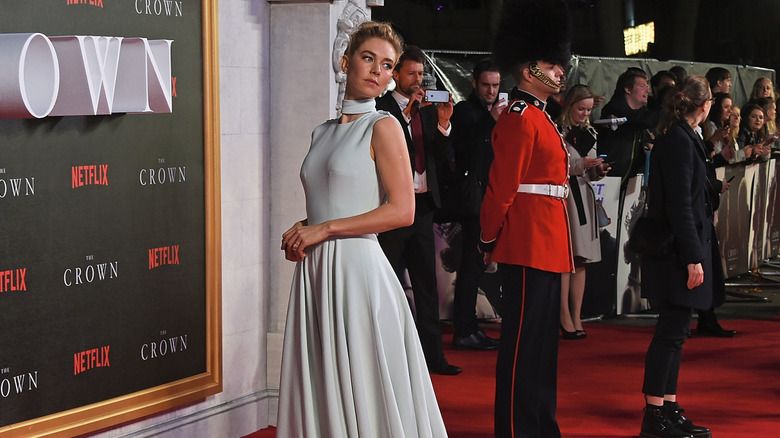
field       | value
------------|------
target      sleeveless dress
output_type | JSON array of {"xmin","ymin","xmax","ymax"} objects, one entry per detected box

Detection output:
[{"xmin": 277, "ymin": 99, "xmax": 448, "ymax": 438}]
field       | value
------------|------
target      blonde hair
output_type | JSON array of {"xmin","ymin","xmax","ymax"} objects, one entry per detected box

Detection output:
[
  {"xmin": 558, "ymin": 84, "xmax": 594, "ymax": 128},
  {"xmin": 344, "ymin": 22, "xmax": 404, "ymax": 65},
  {"xmin": 730, "ymin": 106, "xmax": 740, "ymax": 142},
  {"xmin": 750, "ymin": 77, "xmax": 776, "ymax": 101}
]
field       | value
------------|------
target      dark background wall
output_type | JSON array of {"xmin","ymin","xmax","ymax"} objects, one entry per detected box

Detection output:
[{"xmin": 374, "ymin": 0, "xmax": 780, "ymax": 74}]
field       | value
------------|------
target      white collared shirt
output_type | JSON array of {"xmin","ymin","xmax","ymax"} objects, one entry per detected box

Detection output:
[{"xmin": 391, "ymin": 91, "xmax": 450, "ymax": 193}]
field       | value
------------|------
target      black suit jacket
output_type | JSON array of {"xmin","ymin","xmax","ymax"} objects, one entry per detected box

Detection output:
[
  {"xmin": 376, "ymin": 92, "xmax": 451, "ymax": 208},
  {"xmin": 641, "ymin": 121, "xmax": 726, "ymax": 310}
]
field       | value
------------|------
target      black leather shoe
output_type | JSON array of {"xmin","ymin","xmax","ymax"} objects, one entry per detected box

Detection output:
[
  {"xmin": 664, "ymin": 402, "xmax": 711, "ymax": 437},
  {"xmin": 429, "ymin": 362, "xmax": 462, "ymax": 375},
  {"xmin": 640, "ymin": 405, "xmax": 694, "ymax": 438},
  {"xmin": 474, "ymin": 329, "xmax": 500, "ymax": 346},
  {"xmin": 453, "ymin": 331, "xmax": 499, "ymax": 351},
  {"xmin": 696, "ymin": 321, "xmax": 736, "ymax": 338}
]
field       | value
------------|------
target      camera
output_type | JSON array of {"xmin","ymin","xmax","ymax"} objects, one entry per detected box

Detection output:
[{"xmin": 424, "ymin": 89, "xmax": 450, "ymax": 103}]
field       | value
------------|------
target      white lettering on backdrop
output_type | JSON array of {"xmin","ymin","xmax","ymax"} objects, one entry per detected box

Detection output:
[{"xmin": 0, "ymin": 33, "xmax": 173, "ymax": 119}]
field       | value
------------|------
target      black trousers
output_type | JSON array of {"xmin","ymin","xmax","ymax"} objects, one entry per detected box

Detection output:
[
  {"xmin": 378, "ymin": 192, "xmax": 446, "ymax": 368},
  {"xmin": 453, "ymin": 216, "xmax": 487, "ymax": 337},
  {"xmin": 495, "ymin": 264, "xmax": 561, "ymax": 438},
  {"xmin": 642, "ymin": 300, "xmax": 692, "ymax": 397}
]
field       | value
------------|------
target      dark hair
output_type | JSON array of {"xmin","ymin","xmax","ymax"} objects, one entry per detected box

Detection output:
[
  {"xmin": 752, "ymin": 96, "xmax": 774, "ymax": 112},
  {"xmin": 614, "ymin": 68, "xmax": 648, "ymax": 97},
  {"xmin": 344, "ymin": 21, "xmax": 404, "ymax": 64},
  {"xmin": 650, "ymin": 70, "xmax": 676, "ymax": 92},
  {"xmin": 669, "ymin": 66, "xmax": 688, "ymax": 85},
  {"xmin": 739, "ymin": 102, "xmax": 766, "ymax": 140},
  {"xmin": 703, "ymin": 92, "xmax": 732, "ymax": 139},
  {"xmin": 708, "ymin": 92, "xmax": 733, "ymax": 126},
  {"xmin": 657, "ymin": 74, "xmax": 710, "ymax": 135},
  {"xmin": 472, "ymin": 59, "xmax": 500, "ymax": 81},
  {"xmin": 395, "ymin": 45, "xmax": 425, "ymax": 72},
  {"xmin": 705, "ymin": 67, "xmax": 731, "ymax": 89}
]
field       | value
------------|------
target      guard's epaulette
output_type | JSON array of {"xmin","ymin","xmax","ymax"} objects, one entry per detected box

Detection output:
[{"xmin": 508, "ymin": 100, "xmax": 528, "ymax": 115}]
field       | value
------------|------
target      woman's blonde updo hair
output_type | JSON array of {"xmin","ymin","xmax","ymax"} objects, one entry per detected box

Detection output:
[
  {"xmin": 657, "ymin": 74, "xmax": 710, "ymax": 135},
  {"xmin": 558, "ymin": 84, "xmax": 594, "ymax": 128},
  {"xmin": 343, "ymin": 21, "xmax": 404, "ymax": 65}
]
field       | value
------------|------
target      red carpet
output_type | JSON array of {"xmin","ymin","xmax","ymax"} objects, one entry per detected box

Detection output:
[{"xmin": 245, "ymin": 318, "xmax": 780, "ymax": 437}]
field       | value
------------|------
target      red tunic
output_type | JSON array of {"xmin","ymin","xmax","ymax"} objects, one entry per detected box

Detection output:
[{"xmin": 480, "ymin": 96, "xmax": 574, "ymax": 273}]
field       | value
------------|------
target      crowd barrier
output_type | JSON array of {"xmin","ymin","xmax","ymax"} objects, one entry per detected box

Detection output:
[{"xmin": 432, "ymin": 159, "xmax": 780, "ymax": 319}]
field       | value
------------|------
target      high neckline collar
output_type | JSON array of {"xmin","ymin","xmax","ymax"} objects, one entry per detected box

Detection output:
[{"xmin": 342, "ymin": 99, "xmax": 376, "ymax": 115}]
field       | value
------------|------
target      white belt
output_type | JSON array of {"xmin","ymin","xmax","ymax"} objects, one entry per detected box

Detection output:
[{"xmin": 517, "ymin": 183, "xmax": 568, "ymax": 199}]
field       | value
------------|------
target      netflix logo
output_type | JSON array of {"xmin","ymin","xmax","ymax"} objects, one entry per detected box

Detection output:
[
  {"xmin": 72, "ymin": 164, "xmax": 108, "ymax": 189},
  {"xmin": 0, "ymin": 369, "xmax": 38, "ymax": 399},
  {"xmin": 0, "ymin": 268, "xmax": 27, "ymax": 293},
  {"xmin": 67, "ymin": 0, "xmax": 104, "ymax": 7},
  {"xmin": 149, "ymin": 245, "xmax": 180, "ymax": 270},
  {"xmin": 74, "ymin": 346, "xmax": 110, "ymax": 375},
  {"xmin": 63, "ymin": 255, "xmax": 118, "ymax": 287},
  {"xmin": 0, "ymin": 168, "xmax": 35, "ymax": 199},
  {"xmin": 141, "ymin": 330, "xmax": 188, "ymax": 361},
  {"xmin": 139, "ymin": 159, "xmax": 186, "ymax": 186}
]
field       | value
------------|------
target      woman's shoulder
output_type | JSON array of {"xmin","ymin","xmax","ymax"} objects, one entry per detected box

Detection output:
[{"xmin": 373, "ymin": 110, "xmax": 402, "ymax": 129}]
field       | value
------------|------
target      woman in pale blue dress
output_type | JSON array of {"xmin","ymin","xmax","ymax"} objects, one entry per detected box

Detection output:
[{"xmin": 277, "ymin": 22, "xmax": 448, "ymax": 438}]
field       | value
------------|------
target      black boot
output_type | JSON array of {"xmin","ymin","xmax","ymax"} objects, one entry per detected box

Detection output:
[
  {"xmin": 664, "ymin": 401, "xmax": 711, "ymax": 437},
  {"xmin": 640, "ymin": 405, "xmax": 694, "ymax": 438}
]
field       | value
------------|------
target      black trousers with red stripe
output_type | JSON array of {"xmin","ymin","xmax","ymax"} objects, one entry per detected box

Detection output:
[{"xmin": 495, "ymin": 264, "xmax": 562, "ymax": 438}]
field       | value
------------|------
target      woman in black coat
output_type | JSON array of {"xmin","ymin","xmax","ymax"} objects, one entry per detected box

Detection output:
[{"xmin": 639, "ymin": 74, "xmax": 725, "ymax": 438}]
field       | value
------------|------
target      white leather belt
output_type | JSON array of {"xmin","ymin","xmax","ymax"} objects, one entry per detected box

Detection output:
[{"xmin": 517, "ymin": 183, "xmax": 568, "ymax": 199}]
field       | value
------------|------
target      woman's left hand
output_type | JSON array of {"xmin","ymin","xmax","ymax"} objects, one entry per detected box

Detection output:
[
  {"xmin": 282, "ymin": 220, "xmax": 329, "ymax": 262},
  {"xmin": 686, "ymin": 263, "xmax": 704, "ymax": 290}
]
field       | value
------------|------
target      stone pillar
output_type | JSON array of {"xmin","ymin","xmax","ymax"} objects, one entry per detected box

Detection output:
[{"xmin": 266, "ymin": 0, "xmax": 372, "ymax": 424}]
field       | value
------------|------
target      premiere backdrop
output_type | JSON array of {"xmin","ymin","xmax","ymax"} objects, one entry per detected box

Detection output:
[{"xmin": 0, "ymin": 1, "xmax": 219, "ymax": 432}]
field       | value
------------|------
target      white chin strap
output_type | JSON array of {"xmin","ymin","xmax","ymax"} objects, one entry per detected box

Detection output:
[{"xmin": 529, "ymin": 63, "xmax": 564, "ymax": 90}]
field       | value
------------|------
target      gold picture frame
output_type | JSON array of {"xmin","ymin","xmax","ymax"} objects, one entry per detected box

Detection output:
[{"xmin": 0, "ymin": 0, "xmax": 222, "ymax": 436}]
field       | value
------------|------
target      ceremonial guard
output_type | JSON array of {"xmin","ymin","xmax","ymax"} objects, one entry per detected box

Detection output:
[{"xmin": 479, "ymin": 0, "xmax": 574, "ymax": 436}]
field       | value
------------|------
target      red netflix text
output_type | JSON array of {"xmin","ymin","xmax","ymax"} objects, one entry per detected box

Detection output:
[
  {"xmin": 66, "ymin": 0, "xmax": 104, "ymax": 7},
  {"xmin": 0, "ymin": 268, "xmax": 27, "ymax": 292},
  {"xmin": 74, "ymin": 346, "xmax": 110, "ymax": 375},
  {"xmin": 149, "ymin": 245, "xmax": 180, "ymax": 270},
  {"xmin": 72, "ymin": 165, "xmax": 108, "ymax": 188}
]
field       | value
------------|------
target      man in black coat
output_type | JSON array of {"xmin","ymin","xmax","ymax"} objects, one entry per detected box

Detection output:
[
  {"xmin": 448, "ymin": 59, "xmax": 506, "ymax": 350},
  {"xmin": 598, "ymin": 68, "xmax": 659, "ymax": 186},
  {"xmin": 375, "ymin": 46, "xmax": 460, "ymax": 375}
]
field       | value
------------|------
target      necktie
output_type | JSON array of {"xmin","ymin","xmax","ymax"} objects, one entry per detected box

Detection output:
[{"xmin": 411, "ymin": 111, "xmax": 427, "ymax": 174}]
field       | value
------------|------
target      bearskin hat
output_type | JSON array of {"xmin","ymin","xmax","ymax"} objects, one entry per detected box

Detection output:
[{"xmin": 493, "ymin": 0, "xmax": 573, "ymax": 73}]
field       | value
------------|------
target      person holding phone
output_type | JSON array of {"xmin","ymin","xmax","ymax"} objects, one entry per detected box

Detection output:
[
  {"xmin": 556, "ymin": 84, "xmax": 610, "ymax": 340},
  {"xmin": 375, "ymin": 45, "xmax": 461, "ymax": 376},
  {"xmin": 448, "ymin": 59, "xmax": 506, "ymax": 351},
  {"xmin": 737, "ymin": 102, "xmax": 772, "ymax": 163}
]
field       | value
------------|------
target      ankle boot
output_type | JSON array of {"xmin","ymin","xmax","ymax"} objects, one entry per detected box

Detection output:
[
  {"xmin": 640, "ymin": 405, "xmax": 694, "ymax": 438},
  {"xmin": 664, "ymin": 401, "xmax": 711, "ymax": 437}
]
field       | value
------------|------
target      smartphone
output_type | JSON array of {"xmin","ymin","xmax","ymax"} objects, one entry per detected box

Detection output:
[
  {"xmin": 498, "ymin": 92, "xmax": 509, "ymax": 103},
  {"xmin": 424, "ymin": 89, "xmax": 450, "ymax": 103}
]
